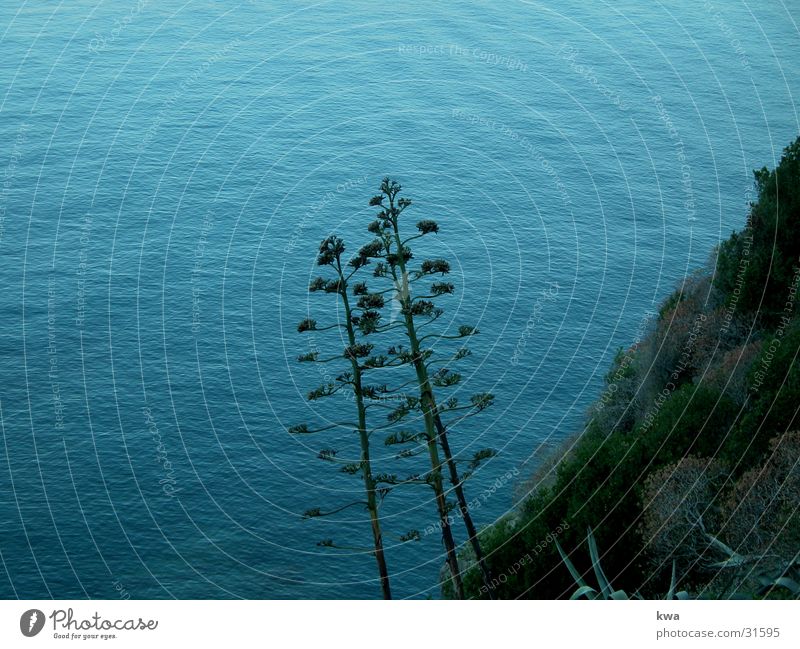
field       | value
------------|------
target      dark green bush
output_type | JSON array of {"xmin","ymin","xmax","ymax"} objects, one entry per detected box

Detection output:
[{"xmin": 715, "ymin": 137, "xmax": 800, "ymax": 323}]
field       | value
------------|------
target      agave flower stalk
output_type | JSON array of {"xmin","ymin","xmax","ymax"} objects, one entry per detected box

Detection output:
[
  {"xmin": 363, "ymin": 178, "xmax": 498, "ymax": 598},
  {"xmin": 293, "ymin": 235, "xmax": 392, "ymax": 600}
]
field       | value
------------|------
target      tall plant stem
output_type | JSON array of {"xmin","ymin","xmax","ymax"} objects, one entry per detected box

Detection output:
[
  {"xmin": 385, "ymin": 203, "xmax": 464, "ymax": 599},
  {"xmin": 434, "ymin": 414, "xmax": 494, "ymax": 598},
  {"xmin": 337, "ymin": 260, "xmax": 392, "ymax": 600}
]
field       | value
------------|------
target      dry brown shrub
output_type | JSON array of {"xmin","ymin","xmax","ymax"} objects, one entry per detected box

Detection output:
[
  {"xmin": 720, "ymin": 431, "xmax": 800, "ymax": 566},
  {"xmin": 641, "ymin": 456, "xmax": 727, "ymax": 572}
]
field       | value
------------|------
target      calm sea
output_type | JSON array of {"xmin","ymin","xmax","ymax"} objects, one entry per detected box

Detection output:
[{"xmin": 1, "ymin": 1, "xmax": 798, "ymax": 598}]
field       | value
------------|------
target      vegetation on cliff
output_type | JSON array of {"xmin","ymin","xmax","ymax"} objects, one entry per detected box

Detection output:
[{"xmin": 464, "ymin": 136, "xmax": 800, "ymax": 599}]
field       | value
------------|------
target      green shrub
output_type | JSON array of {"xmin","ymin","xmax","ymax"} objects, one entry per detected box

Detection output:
[
  {"xmin": 714, "ymin": 137, "xmax": 800, "ymax": 323},
  {"xmin": 730, "ymin": 321, "xmax": 800, "ymax": 469},
  {"xmin": 639, "ymin": 383, "xmax": 739, "ymax": 466}
]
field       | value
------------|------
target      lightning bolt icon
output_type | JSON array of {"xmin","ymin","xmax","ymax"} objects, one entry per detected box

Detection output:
[{"xmin": 28, "ymin": 612, "xmax": 37, "ymax": 632}]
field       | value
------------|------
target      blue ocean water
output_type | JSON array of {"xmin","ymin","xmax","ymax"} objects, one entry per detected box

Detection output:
[{"xmin": 0, "ymin": 1, "xmax": 798, "ymax": 599}]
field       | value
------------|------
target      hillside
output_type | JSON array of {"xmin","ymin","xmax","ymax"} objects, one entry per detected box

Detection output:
[{"xmin": 463, "ymin": 136, "xmax": 800, "ymax": 599}]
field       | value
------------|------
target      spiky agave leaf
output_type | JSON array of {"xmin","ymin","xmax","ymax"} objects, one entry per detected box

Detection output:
[
  {"xmin": 587, "ymin": 527, "xmax": 612, "ymax": 599},
  {"xmin": 569, "ymin": 585, "xmax": 599, "ymax": 600},
  {"xmin": 555, "ymin": 539, "xmax": 590, "ymax": 591}
]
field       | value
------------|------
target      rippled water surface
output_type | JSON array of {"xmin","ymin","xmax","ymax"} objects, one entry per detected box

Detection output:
[{"xmin": 0, "ymin": 1, "xmax": 798, "ymax": 598}]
